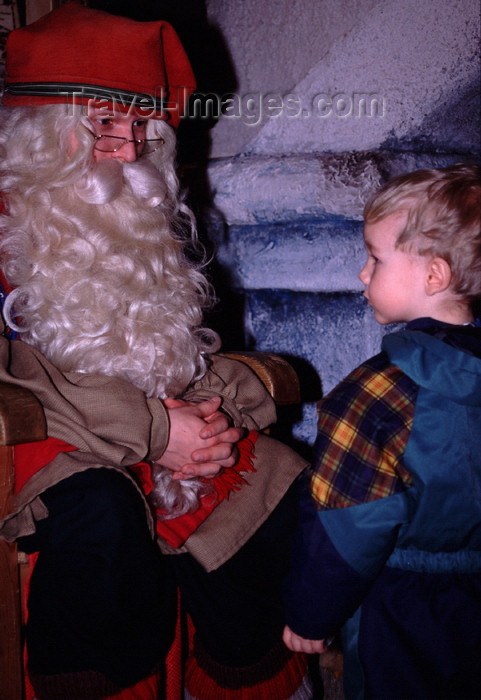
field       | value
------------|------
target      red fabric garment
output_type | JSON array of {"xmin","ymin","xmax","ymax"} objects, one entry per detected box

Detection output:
[
  {"xmin": 14, "ymin": 438, "xmax": 78, "ymax": 494},
  {"xmin": 164, "ymin": 588, "xmax": 184, "ymax": 700},
  {"xmin": 0, "ymin": 267, "xmax": 11, "ymax": 293},
  {"xmin": 3, "ymin": 3, "xmax": 196, "ymax": 128},
  {"xmin": 153, "ymin": 431, "xmax": 258, "ymax": 548}
]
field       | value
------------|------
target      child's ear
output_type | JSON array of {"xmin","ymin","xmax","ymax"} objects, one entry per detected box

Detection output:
[{"xmin": 425, "ymin": 257, "xmax": 452, "ymax": 296}]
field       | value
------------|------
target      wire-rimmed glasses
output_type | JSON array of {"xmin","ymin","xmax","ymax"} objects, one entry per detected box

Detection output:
[{"xmin": 85, "ymin": 127, "xmax": 165, "ymax": 156}]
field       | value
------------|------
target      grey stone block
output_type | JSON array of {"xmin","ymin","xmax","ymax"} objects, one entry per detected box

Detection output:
[
  {"xmin": 214, "ymin": 217, "xmax": 365, "ymax": 293},
  {"xmin": 245, "ymin": 289, "xmax": 385, "ymax": 445}
]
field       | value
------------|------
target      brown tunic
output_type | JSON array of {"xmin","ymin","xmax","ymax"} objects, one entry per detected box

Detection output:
[{"xmin": 0, "ymin": 338, "xmax": 308, "ymax": 569}]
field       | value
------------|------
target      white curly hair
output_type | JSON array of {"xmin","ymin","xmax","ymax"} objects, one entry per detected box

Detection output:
[{"xmin": 0, "ymin": 104, "xmax": 220, "ymax": 517}]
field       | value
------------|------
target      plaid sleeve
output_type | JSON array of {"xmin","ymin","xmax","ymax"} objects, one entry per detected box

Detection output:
[{"xmin": 311, "ymin": 352, "xmax": 417, "ymax": 510}]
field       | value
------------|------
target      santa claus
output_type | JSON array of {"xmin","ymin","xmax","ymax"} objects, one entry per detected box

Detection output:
[{"xmin": 0, "ymin": 4, "xmax": 311, "ymax": 699}]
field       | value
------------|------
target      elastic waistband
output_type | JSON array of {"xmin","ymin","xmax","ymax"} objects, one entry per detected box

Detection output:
[{"xmin": 386, "ymin": 547, "xmax": 481, "ymax": 573}]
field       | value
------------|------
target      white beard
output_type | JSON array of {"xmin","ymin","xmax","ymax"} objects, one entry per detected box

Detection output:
[
  {"xmin": 2, "ymin": 157, "xmax": 218, "ymax": 398},
  {"xmin": 0, "ymin": 107, "xmax": 220, "ymax": 518}
]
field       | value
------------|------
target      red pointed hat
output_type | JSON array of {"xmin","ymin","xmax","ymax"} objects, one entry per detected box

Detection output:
[{"xmin": 2, "ymin": 1, "xmax": 196, "ymax": 127}]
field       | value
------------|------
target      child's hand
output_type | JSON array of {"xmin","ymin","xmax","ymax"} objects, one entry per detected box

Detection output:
[
  {"xmin": 282, "ymin": 625, "xmax": 330, "ymax": 654},
  {"xmin": 158, "ymin": 396, "xmax": 244, "ymax": 479}
]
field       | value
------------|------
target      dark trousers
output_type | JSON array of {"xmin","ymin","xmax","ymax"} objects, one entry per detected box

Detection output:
[
  {"xmin": 169, "ymin": 481, "xmax": 299, "ymax": 667},
  {"xmin": 18, "ymin": 468, "xmax": 176, "ymax": 692}
]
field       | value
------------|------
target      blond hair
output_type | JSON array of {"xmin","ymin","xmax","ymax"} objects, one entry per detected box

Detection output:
[{"xmin": 364, "ymin": 163, "xmax": 481, "ymax": 301}]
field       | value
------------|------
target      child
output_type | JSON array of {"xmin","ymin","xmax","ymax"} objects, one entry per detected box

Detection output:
[{"xmin": 282, "ymin": 162, "xmax": 481, "ymax": 700}]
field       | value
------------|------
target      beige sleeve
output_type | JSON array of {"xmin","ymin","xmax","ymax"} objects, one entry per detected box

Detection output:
[
  {"xmin": 182, "ymin": 354, "xmax": 277, "ymax": 431},
  {"xmin": 0, "ymin": 337, "xmax": 169, "ymax": 466}
]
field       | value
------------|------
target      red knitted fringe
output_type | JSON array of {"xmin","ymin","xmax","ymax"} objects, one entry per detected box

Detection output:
[
  {"xmin": 155, "ymin": 431, "xmax": 258, "ymax": 547},
  {"xmin": 184, "ymin": 646, "xmax": 308, "ymax": 700}
]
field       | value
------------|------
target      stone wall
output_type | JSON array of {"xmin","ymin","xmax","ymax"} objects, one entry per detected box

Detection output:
[{"xmin": 196, "ymin": 0, "xmax": 481, "ymax": 450}]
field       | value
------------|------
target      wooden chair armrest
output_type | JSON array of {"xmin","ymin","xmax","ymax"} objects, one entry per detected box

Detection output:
[
  {"xmin": 222, "ymin": 351, "xmax": 301, "ymax": 405},
  {"xmin": 0, "ymin": 382, "xmax": 47, "ymax": 447}
]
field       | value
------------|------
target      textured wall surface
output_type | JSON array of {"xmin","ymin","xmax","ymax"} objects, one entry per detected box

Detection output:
[
  {"xmin": 199, "ymin": 0, "xmax": 481, "ymax": 448},
  {"xmin": 205, "ymin": 0, "xmax": 480, "ymax": 159}
]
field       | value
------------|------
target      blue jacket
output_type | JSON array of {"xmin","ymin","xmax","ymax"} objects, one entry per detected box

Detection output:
[{"xmin": 284, "ymin": 323, "xmax": 481, "ymax": 700}]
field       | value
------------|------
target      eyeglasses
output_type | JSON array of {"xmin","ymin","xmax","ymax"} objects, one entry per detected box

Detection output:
[{"xmin": 85, "ymin": 128, "xmax": 165, "ymax": 155}]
